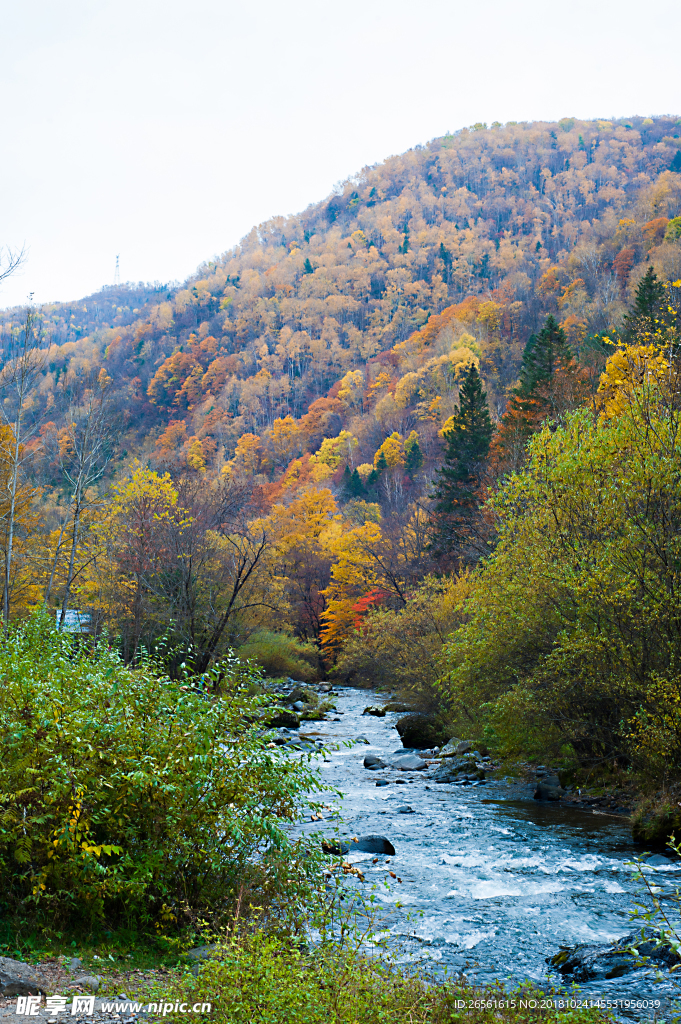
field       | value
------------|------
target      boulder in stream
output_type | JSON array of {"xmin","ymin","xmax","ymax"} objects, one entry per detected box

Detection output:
[
  {"xmin": 322, "ymin": 834, "xmax": 396, "ymax": 856},
  {"xmin": 351, "ymin": 834, "xmax": 396, "ymax": 855},
  {"xmin": 391, "ymin": 753, "xmax": 427, "ymax": 771},
  {"xmin": 439, "ymin": 737, "xmax": 462, "ymax": 757},
  {"xmin": 549, "ymin": 927, "xmax": 680, "ymax": 981},
  {"xmin": 363, "ymin": 705, "xmax": 386, "ymax": 717},
  {"xmin": 432, "ymin": 757, "xmax": 472, "ymax": 782},
  {"xmin": 266, "ymin": 709, "xmax": 300, "ymax": 729},
  {"xmin": 534, "ymin": 776, "xmax": 566, "ymax": 800},
  {"xmin": 395, "ymin": 714, "xmax": 449, "ymax": 749},
  {"xmin": 364, "ymin": 753, "xmax": 388, "ymax": 770}
]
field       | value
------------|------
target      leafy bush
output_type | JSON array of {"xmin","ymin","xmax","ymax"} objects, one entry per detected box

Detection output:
[
  {"xmin": 167, "ymin": 931, "xmax": 606, "ymax": 1024},
  {"xmin": 236, "ymin": 630, "xmax": 320, "ymax": 682},
  {"xmin": 0, "ymin": 614, "xmax": 326, "ymax": 932},
  {"xmin": 335, "ymin": 575, "xmax": 469, "ymax": 712},
  {"xmin": 441, "ymin": 374, "xmax": 681, "ymax": 778}
]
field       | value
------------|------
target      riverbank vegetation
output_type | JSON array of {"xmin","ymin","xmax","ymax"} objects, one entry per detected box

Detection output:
[
  {"xmin": 0, "ymin": 121, "xmax": 678, "ymax": 786},
  {"xmin": 0, "ymin": 615, "xmax": 325, "ymax": 937},
  {"xmin": 2, "ymin": 113, "xmax": 681, "ymax": 1016}
]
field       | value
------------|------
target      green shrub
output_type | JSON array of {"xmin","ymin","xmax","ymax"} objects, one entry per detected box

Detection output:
[
  {"xmin": 0, "ymin": 613, "xmax": 326, "ymax": 932},
  {"xmin": 441, "ymin": 395, "xmax": 681, "ymax": 779},
  {"xmin": 236, "ymin": 630, "xmax": 320, "ymax": 682},
  {"xmin": 166, "ymin": 931, "xmax": 607, "ymax": 1024}
]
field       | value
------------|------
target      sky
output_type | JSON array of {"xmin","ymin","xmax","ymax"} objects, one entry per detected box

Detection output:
[{"xmin": 1, "ymin": 0, "xmax": 680, "ymax": 309}]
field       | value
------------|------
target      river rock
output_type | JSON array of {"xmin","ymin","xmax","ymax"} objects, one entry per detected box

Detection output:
[
  {"xmin": 456, "ymin": 740, "xmax": 473, "ymax": 754},
  {"xmin": 395, "ymin": 714, "xmax": 449, "ymax": 749},
  {"xmin": 375, "ymin": 780, "xmax": 390, "ymax": 787},
  {"xmin": 439, "ymin": 737, "xmax": 463, "ymax": 757},
  {"xmin": 350, "ymin": 835, "xmax": 395, "ymax": 855},
  {"xmin": 292, "ymin": 700, "xmax": 306, "ymax": 712},
  {"xmin": 549, "ymin": 927, "xmax": 680, "ymax": 981},
  {"xmin": 355, "ymin": 735, "xmax": 370, "ymax": 744},
  {"xmin": 0, "ymin": 958, "xmax": 46, "ymax": 996},
  {"xmin": 364, "ymin": 753, "xmax": 388, "ymax": 770},
  {"xmin": 391, "ymin": 753, "xmax": 427, "ymax": 771},
  {"xmin": 363, "ymin": 706, "xmax": 386, "ymax": 717},
  {"xmin": 646, "ymin": 854, "xmax": 673, "ymax": 866},
  {"xmin": 73, "ymin": 975, "xmax": 101, "ymax": 993},
  {"xmin": 322, "ymin": 834, "xmax": 396, "ymax": 856},
  {"xmin": 288, "ymin": 685, "xmax": 318, "ymax": 705},
  {"xmin": 432, "ymin": 757, "xmax": 470, "ymax": 782},
  {"xmin": 69, "ymin": 958, "xmax": 83, "ymax": 972},
  {"xmin": 534, "ymin": 781, "xmax": 565, "ymax": 800},
  {"xmin": 267, "ymin": 709, "xmax": 300, "ymax": 729},
  {"xmin": 396, "ymin": 805, "xmax": 415, "ymax": 814}
]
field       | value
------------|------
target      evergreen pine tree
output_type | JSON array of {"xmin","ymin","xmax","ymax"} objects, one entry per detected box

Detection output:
[
  {"xmin": 346, "ymin": 467, "xmax": 365, "ymax": 497},
  {"xmin": 303, "ymin": 257, "xmax": 314, "ymax": 275},
  {"xmin": 632, "ymin": 265, "xmax": 665, "ymax": 317},
  {"xmin": 622, "ymin": 266, "xmax": 666, "ymax": 339},
  {"xmin": 375, "ymin": 449, "xmax": 388, "ymax": 473},
  {"xmin": 431, "ymin": 363, "xmax": 493, "ymax": 557},
  {"xmin": 516, "ymin": 315, "xmax": 572, "ymax": 399},
  {"xmin": 404, "ymin": 431, "xmax": 423, "ymax": 475},
  {"xmin": 671, "ymin": 151, "xmax": 681, "ymax": 173}
]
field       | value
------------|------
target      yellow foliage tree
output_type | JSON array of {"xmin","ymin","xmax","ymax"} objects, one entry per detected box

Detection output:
[
  {"xmin": 227, "ymin": 433, "xmax": 262, "ymax": 476},
  {"xmin": 320, "ymin": 519, "xmax": 383, "ymax": 656},
  {"xmin": 265, "ymin": 415, "xmax": 301, "ymax": 467},
  {"xmin": 186, "ymin": 437, "xmax": 207, "ymax": 472},
  {"xmin": 374, "ymin": 432, "xmax": 404, "ymax": 470},
  {"xmin": 597, "ymin": 344, "xmax": 670, "ymax": 418}
]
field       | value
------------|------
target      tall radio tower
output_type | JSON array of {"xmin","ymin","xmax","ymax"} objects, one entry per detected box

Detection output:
[{"xmin": 114, "ymin": 254, "xmax": 120, "ymax": 286}]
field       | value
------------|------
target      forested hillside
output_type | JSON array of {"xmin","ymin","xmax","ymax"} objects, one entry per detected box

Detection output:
[
  {"xmin": 1, "ymin": 114, "xmax": 681, "ymax": 704},
  {"xmin": 2, "ymin": 115, "xmax": 680, "ymax": 460}
]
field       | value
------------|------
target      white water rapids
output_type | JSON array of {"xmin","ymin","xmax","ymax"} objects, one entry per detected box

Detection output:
[{"xmin": 287, "ymin": 686, "xmax": 681, "ymax": 1016}]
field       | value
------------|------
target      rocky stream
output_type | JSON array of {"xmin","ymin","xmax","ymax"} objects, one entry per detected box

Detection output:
[{"xmin": 280, "ymin": 684, "xmax": 681, "ymax": 1019}]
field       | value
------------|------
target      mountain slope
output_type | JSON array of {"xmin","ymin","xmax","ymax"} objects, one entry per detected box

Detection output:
[{"xmin": 2, "ymin": 114, "xmax": 681, "ymax": 488}]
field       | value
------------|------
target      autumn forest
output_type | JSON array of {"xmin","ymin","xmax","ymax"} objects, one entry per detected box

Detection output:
[{"xmin": 2, "ymin": 113, "xmax": 681, "ymax": 787}]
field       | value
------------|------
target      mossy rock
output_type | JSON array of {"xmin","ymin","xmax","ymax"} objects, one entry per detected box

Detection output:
[
  {"xmin": 266, "ymin": 708, "xmax": 300, "ymax": 729},
  {"xmin": 300, "ymin": 700, "xmax": 334, "ymax": 721},
  {"xmin": 632, "ymin": 803, "xmax": 681, "ymax": 847},
  {"xmin": 287, "ymin": 685, "xmax": 319, "ymax": 706}
]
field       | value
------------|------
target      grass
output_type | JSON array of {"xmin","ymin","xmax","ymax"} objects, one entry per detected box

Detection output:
[{"xmin": 163, "ymin": 932, "xmax": 611, "ymax": 1024}]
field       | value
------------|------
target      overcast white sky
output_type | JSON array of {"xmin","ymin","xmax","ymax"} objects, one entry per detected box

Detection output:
[{"xmin": 1, "ymin": 0, "xmax": 679, "ymax": 309}]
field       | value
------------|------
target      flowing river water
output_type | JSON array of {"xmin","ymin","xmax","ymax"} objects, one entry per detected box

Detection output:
[{"xmin": 288, "ymin": 685, "xmax": 681, "ymax": 1016}]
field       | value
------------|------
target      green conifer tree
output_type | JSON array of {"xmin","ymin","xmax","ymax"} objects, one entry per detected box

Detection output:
[
  {"xmin": 431, "ymin": 363, "xmax": 494, "ymax": 557},
  {"xmin": 516, "ymin": 315, "xmax": 572, "ymax": 399},
  {"xmin": 404, "ymin": 432, "xmax": 423, "ymax": 476},
  {"xmin": 622, "ymin": 266, "xmax": 666, "ymax": 339},
  {"xmin": 344, "ymin": 467, "xmax": 365, "ymax": 497},
  {"xmin": 375, "ymin": 449, "xmax": 388, "ymax": 473}
]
